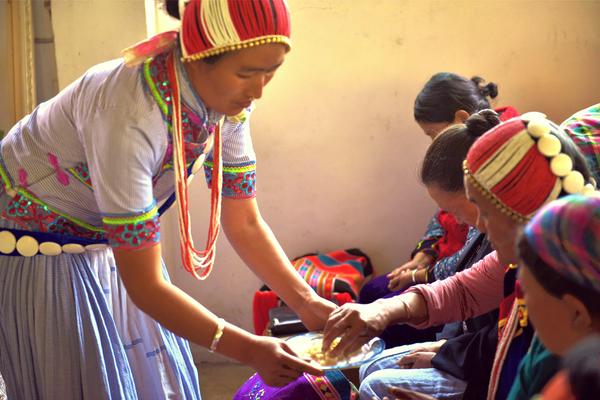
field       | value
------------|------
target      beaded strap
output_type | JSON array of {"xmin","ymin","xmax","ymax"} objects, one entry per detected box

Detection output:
[{"xmin": 182, "ymin": 35, "xmax": 291, "ymax": 62}]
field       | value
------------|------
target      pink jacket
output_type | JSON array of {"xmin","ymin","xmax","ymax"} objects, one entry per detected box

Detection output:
[{"xmin": 406, "ymin": 251, "xmax": 505, "ymax": 328}]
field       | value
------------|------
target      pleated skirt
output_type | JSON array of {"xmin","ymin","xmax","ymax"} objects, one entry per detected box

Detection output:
[{"xmin": 0, "ymin": 196, "xmax": 201, "ymax": 399}]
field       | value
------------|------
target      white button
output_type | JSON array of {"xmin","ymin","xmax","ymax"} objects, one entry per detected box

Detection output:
[
  {"xmin": 85, "ymin": 243, "xmax": 108, "ymax": 251},
  {"xmin": 16, "ymin": 235, "xmax": 39, "ymax": 257},
  {"xmin": 39, "ymin": 242, "xmax": 62, "ymax": 256},
  {"xmin": 62, "ymin": 243, "xmax": 85, "ymax": 254},
  {"xmin": 0, "ymin": 231, "xmax": 17, "ymax": 254}
]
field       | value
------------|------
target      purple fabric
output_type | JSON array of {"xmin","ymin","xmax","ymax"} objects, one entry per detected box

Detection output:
[{"xmin": 233, "ymin": 370, "xmax": 355, "ymax": 400}]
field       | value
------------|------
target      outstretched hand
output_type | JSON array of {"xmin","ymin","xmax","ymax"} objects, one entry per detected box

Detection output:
[
  {"xmin": 321, "ymin": 301, "xmax": 389, "ymax": 358},
  {"xmin": 248, "ymin": 336, "xmax": 323, "ymax": 387}
]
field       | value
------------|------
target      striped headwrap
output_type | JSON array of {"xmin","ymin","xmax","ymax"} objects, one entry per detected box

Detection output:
[
  {"xmin": 523, "ymin": 193, "xmax": 600, "ymax": 294},
  {"xmin": 181, "ymin": 0, "xmax": 291, "ymax": 61},
  {"xmin": 561, "ymin": 103, "xmax": 600, "ymax": 184},
  {"xmin": 463, "ymin": 113, "xmax": 596, "ymax": 223}
]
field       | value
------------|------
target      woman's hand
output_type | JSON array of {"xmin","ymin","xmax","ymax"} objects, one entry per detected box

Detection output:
[
  {"xmin": 387, "ymin": 269, "xmax": 414, "ymax": 291},
  {"xmin": 321, "ymin": 301, "xmax": 391, "ymax": 358},
  {"xmin": 396, "ymin": 351, "xmax": 437, "ymax": 369},
  {"xmin": 386, "ymin": 260, "xmax": 419, "ymax": 281},
  {"xmin": 247, "ymin": 336, "xmax": 323, "ymax": 387},
  {"xmin": 395, "ymin": 339, "xmax": 446, "ymax": 369},
  {"xmin": 296, "ymin": 295, "xmax": 337, "ymax": 331}
]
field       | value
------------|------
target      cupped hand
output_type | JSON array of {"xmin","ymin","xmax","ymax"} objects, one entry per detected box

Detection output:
[
  {"xmin": 248, "ymin": 336, "xmax": 323, "ymax": 387},
  {"xmin": 396, "ymin": 351, "xmax": 437, "ymax": 369},
  {"xmin": 321, "ymin": 301, "xmax": 389, "ymax": 358},
  {"xmin": 386, "ymin": 260, "xmax": 418, "ymax": 281},
  {"xmin": 387, "ymin": 269, "xmax": 414, "ymax": 291}
]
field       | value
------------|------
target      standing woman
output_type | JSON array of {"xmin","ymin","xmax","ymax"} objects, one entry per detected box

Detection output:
[{"xmin": 0, "ymin": 0, "xmax": 335, "ymax": 398}]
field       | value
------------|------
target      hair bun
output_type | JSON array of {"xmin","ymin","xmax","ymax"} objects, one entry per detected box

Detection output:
[
  {"xmin": 471, "ymin": 76, "xmax": 498, "ymax": 99},
  {"xmin": 465, "ymin": 109, "xmax": 501, "ymax": 138},
  {"xmin": 165, "ymin": 0, "xmax": 181, "ymax": 20}
]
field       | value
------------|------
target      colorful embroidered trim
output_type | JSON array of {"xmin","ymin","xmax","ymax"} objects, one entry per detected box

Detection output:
[
  {"xmin": 305, "ymin": 373, "xmax": 342, "ymax": 400},
  {"xmin": 143, "ymin": 54, "xmax": 211, "ymax": 178},
  {"xmin": 67, "ymin": 163, "xmax": 93, "ymax": 189},
  {"xmin": 204, "ymin": 160, "xmax": 256, "ymax": 199},
  {"xmin": 2, "ymin": 192, "xmax": 105, "ymax": 240},
  {"xmin": 102, "ymin": 204, "xmax": 160, "ymax": 248}
]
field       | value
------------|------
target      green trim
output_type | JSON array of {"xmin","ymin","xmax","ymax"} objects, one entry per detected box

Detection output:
[
  {"xmin": 144, "ymin": 58, "xmax": 168, "ymax": 116},
  {"xmin": 67, "ymin": 167, "xmax": 93, "ymax": 189},
  {"xmin": 0, "ymin": 161, "xmax": 12, "ymax": 190},
  {"xmin": 102, "ymin": 206, "xmax": 158, "ymax": 225},
  {"xmin": 203, "ymin": 160, "xmax": 255, "ymax": 173}
]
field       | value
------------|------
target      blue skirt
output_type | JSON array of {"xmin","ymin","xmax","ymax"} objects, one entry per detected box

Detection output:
[{"xmin": 0, "ymin": 198, "xmax": 201, "ymax": 399}]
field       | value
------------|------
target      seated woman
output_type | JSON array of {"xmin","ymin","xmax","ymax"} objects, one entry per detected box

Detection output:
[
  {"xmin": 324, "ymin": 111, "xmax": 597, "ymax": 399},
  {"xmin": 512, "ymin": 193, "xmax": 600, "ymax": 399},
  {"xmin": 359, "ymin": 72, "xmax": 518, "ymax": 349},
  {"xmin": 388, "ymin": 192, "xmax": 600, "ymax": 400},
  {"xmin": 359, "ymin": 110, "xmax": 500, "ymax": 399}
]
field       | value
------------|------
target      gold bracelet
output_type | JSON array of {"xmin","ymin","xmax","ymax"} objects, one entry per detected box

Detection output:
[
  {"xmin": 209, "ymin": 318, "xmax": 226, "ymax": 353},
  {"xmin": 411, "ymin": 269, "xmax": 417, "ymax": 283}
]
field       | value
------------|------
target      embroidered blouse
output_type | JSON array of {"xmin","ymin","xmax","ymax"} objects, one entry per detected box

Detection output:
[{"xmin": 0, "ymin": 49, "xmax": 257, "ymax": 250}]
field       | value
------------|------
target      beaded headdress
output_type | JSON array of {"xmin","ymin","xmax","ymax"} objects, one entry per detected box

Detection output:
[
  {"xmin": 180, "ymin": 0, "xmax": 291, "ymax": 61},
  {"xmin": 463, "ymin": 113, "xmax": 596, "ymax": 223},
  {"xmin": 523, "ymin": 193, "xmax": 600, "ymax": 294},
  {"xmin": 122, "ymin": 0, "xmax": 292, "ymax": 66}
]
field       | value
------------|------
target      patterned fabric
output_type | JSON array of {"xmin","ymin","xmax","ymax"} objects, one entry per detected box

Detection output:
[
  {"xmin": 180, "ymin": 0, "xmax": 291, "ymax": 62},
  {"xmin": 432, "ymin": 226, "xmax": 479, "ymax": 281},
  {"xmin": 291, "ymin": 249, "xmax": 373, "ymax": 300},
  {"xmin": 561, "ymin": 103, "xmax": 600, "ymax": 183},
  {"xmin": 204, "ymin": 160, "xmax": 257, "ymax": 199},
  {"xmin": 489, "ymin": 266, "xmax": 533, "ymax": 400},
  {"xmin": 2, "ymin": 190, "xmax": 104, "ymax": 240},
  {"xmin": 523, "ymin": 193, "xmax": 600, "ymax": 294},
  {"xmin": 233, "ymin": 370, "xmax": 357, "ymax": 400},
  {"xmin": 103, "ymin": 207, "xmax": 161, "ymax": 250},
  {"xmin": 412, "ymin": 211, "xmax": 445, "ymax": 259}
]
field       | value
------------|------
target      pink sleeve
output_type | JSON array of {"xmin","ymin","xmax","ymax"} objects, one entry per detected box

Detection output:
[{"xmin": 406, "ymin": 251, "xmax": 505, "ymax": 328}]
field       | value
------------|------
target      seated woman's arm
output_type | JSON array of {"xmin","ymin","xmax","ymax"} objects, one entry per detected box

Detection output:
[{"xmin": 322, "ymin": 251, "xmax": 505, "ymax": 356}]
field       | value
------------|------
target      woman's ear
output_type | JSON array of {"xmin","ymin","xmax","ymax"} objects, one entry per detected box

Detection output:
[
  {"xmin": 454, "ymin": 110, "xmax": 470, "ymax": 123},
  {"xmin": 563, "ymin": 294, "xmax": 593, "ymax": 332}
]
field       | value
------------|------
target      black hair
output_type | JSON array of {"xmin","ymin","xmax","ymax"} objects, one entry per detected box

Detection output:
[
  {"xmin": 517, "ymin": 235, "xmax": 600, "ymax": 319},
  {"xmin": 165, "ymin": 0, "xmax": 180, "ymax": 19},
  {"xmin": 414, "ymin": 72, "xmax": 499, "ymax": 123},
  {"xmin": 420, "ymin": 109, "xmax": 501, "ymax": 192},
  {"xmin": 564, "ymin": 335, "xmax": 600, "ymax": 400}
]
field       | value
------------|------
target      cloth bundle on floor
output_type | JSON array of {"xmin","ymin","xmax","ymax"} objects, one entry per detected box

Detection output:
[{"xmin": 253, "ymin": 248, "xmax": 373, "ymax": 335}]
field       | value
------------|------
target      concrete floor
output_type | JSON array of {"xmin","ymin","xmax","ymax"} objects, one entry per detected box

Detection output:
[{"xmin": 198, "ymin": 362, "xmax": 255, "ymax": 400}]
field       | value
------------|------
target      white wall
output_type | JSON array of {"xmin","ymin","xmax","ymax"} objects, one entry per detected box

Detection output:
[{"xmin": 50, "ymin": 0, "xmax": 600, "ymax": 363}]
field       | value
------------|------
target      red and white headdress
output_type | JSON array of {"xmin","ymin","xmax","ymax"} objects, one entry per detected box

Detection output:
[
  {"xmin": 122, "ymin": 0, "xmax": 291, "ymax": 65},
  {"xmin": 180, "ymin": 0, "xmax": 291, "ymax": 61},
  {"xmin": 463, "ymin": 112, "xmax": 596, "ymax": 223}
]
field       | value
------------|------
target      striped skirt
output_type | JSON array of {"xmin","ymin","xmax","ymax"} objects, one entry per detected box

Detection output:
[{"xmin": 0, "ymin": 195, "xmax": 201, "ymax": 399}]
